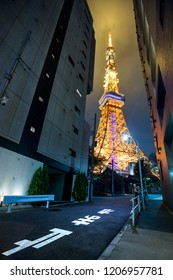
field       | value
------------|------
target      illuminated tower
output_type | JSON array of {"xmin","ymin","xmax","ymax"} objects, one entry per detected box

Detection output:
[{"xmin": 94, "ymin": 33, "xmax": 146, "ymax": 173}]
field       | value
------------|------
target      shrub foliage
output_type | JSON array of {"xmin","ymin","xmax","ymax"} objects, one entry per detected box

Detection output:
[
  {"xmin": 28, "ymin": 165, "xmax": 49, "ymax": 195},
  {"xmin": 72, "ymin": 172, "xmax": 87, "ymax": 202}
]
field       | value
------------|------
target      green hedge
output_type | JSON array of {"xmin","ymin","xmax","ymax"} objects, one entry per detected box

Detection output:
[
  {"xmin": 72, "ymin": 172, "xmax": 87, "ymax": 202},
  {"xmin": 28, "ymin": 165, "xmax": 49, "ymax": 195}
]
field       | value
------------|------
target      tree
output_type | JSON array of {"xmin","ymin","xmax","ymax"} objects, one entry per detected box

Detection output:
[
  {"xmin": 72, "ymin": 172, "xmax": 87, "ymax": 202},
  {"xmin": 134, "ymin": 159, "xmax": 150, "ymax": 179},
  {"xmin": 28, "ymin": 165, "xmax": 49, "ymax": 195},
  {"xmin": 93, "ymin": 168, "xmax": 125, "ymax": 195}
]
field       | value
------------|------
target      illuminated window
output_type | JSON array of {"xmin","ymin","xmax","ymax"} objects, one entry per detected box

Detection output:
[
  {"xmin": 76, "ymin": 89, "xmax": 82, "ymax": 97},
  {"xmin": 46, "ymin": 73, "xmax": 50, "ymax": 78},
  {"xmin": 39, "ymin": 96, "xmax": 44, "ymax": 102},
  {"xmin": 30, "ymin": 126, "xmax": 36, "ymax": 133}
]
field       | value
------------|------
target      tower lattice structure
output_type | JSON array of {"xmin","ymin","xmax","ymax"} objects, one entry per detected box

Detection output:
[{"xmin": 94, "ymin": 33, "xmax": 146, "ymax": 174}]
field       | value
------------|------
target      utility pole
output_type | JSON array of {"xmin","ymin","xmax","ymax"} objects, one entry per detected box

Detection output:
[
  {"xmin": 88, "ymin": 113, "xmax": 96, "ymax": 203},
  {"xmin": 112, "ymin": 159, "xmax": 114, "ymax": 196}
]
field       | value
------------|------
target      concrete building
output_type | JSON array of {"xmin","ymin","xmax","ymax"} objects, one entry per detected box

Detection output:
[
  {"xmin": 0, "ymin": 0, "xmax": 95, "ymax": 201},
  {"xmin": 133, "ymin": 0, "xmax": 173, "ymax": 210}
]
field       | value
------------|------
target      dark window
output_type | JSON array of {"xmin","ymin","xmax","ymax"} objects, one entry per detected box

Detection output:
[
  {"xmin": 84, "ymin": 9, "xmax": 90, "ymax": 24},
  {"xmin": 83, "ymin": 40, "xmax": 88, "ymax": 49},
  {"xmin": 74, "ymin": 105, "xmax": 80, "ymax": 115},
  {"xmin": 72, "ymin": 125, "xmax": 78, "ymax": 134},
  {"xmin": 79, "ymin": 73, "xmax": 84, "ymax": 83},
  {"xmin": 164, "ymin": 113, "xmax": 173, "ymax": 154},
  {"xmin": 69, "ymin": 148, "xmax": 76, "ymax": 157},
  {"xmin": 159, "ymin": 0, "xmax": 165, "ymax": 28},
  {"xmin": 81, "ymin": 61, "xmax": 85, "ymax": 70},
  {"xmin": 84, "ymin": 31, "xmax": 89, "ymax": 41},
  {"xmin": 82, "ymin": 50, "xmax": 86, "ymax": 59},
  {"xmin": 158, "ymin": 160, "xmax": 164, "ymax": 181},
  {"xmin": 157, "ymin": 66, "xmax": 166, "ymax": 125},
  {"xmin": 85, "ymin": 23, "xmax": 90, "ymax": 33},
  {"xmin": 151, "ymin": 38, "xmax": 156, "ymax": 85},
  {"xmin": 68, "ymin": 55, "xmax": 75, "ymax": 67}
]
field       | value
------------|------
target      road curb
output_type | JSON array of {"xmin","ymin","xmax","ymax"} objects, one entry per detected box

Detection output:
[{"xmin": 98, "ymin": 219, "xmax": 130, "ymax": 260}]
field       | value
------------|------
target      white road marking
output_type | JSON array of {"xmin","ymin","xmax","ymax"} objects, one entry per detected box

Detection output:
[{"xmin": 2, "ymin": 228, "xmax": 72, "ymax": 256}]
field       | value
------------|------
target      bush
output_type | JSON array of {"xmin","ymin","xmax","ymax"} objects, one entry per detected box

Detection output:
[
  {"xmin": 72, "ymin": 172, "xmax": 87, "ymax": 202},
  {"xmin": 28, "ymin": 165, "xmax": 49, "ymax": 195}
]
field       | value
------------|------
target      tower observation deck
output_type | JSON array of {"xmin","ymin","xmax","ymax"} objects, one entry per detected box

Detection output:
[{"xmin": 94, "ymin": 33, "xmax": 146, "ymax": 174}]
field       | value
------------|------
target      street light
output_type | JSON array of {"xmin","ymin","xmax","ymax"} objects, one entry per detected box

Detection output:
[{"xmin": 123, "ymin": 134, "xmax": 145, "ymax": 211}]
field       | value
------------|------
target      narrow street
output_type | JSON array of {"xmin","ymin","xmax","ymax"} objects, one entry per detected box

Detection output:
[{"xmin": 0, "ymin": 195, "xmax": 132, "ymax": 260}]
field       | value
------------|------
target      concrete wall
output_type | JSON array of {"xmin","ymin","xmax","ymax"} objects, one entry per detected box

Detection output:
[
  {"xmin": 0, "ymin": 0, "xmax": 95, "ymax": 198},
  {"xmin": 0, "ymin": 147, "xmax": 43, "ymax": 198}
]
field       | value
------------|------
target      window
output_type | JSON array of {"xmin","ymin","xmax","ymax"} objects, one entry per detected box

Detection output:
[
  {"xmin": 157, "ymin": 66, "xmax": 166, "ymax": 125},
  {"xmin": 159, "ymin": 0, "xmax": 165, "ymax": 28},
  {"xmin": 81, "ymin": 61, "xmax": 85, "ymax": 70},
  {"xmin": 84, "ymin": 31, "xmax": 89, "ymax": 41},
  {"xmin": 83, "ymin": 40, "xmax": 87, "ymax": 49},
  {"xmin": 46, "ymin": 73, "xmax": 50, "ymax": 78},
  {"xmin": 85, "ymin": 23, "xmax": 90, "ymax": 33},
  {"xmin": 30, "ymin": 126, "xmax": 36, "ymax": 133},
  {"xmin": 164, "ymin": 113, "xmax": 173, "ymax": 161},
  {"xmin": 39, "ymin": 96, "xmax": 44, "ymax": 102},
  {"xmin": 69, "ymin": 148, "xmax": 76, "ymax": 157},
  {"xmin": 72, "ymin": 125, "xmax": 78, "ymax": 134},
  {"xmin": 76, "ymin": 89, "xmax": 82, "ymax": 97},
  {"xmin": 150, "ymin": 38, "xmax": 156, "ymax": 85},
  {"xmin": 84, "ymin": 9, "xmax": 90, "ymax": 24},
  {"xmin": 82, "ymin": 50, "xmax": 86, "ymax": 59},
  {"xmin": 68, "ymin": 55, "xmax": 75, "ymax": 67},
  {"xmin": 158, "ymin": 160, "xmax": 164, "ymax": 181},
  {"xmin": 79, "ymin": 73, "xmax": 84, "ymax": 83},
  {"xmin": 74, "ymin": 105, "xmax": 81, "ymax": 115}
]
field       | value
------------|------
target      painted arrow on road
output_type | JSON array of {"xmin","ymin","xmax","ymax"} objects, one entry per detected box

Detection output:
[{"xmin": 2, "ymin": 228, "xmax": 73, "ymax": 256}]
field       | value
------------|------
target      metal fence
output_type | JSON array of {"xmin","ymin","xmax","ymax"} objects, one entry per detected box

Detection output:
[{"xmin": 130, "ymin": 195, "xmax": 141, "ymax": 227}]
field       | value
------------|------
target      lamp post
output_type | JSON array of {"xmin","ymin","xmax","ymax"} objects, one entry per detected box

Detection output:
[
  {"xmin": 112, "ymin": 159, "xmax": 114, "ymax": 196},
  {"xmin": 88, "ymin": 113, "xmax": 97, "ymax": 203},
  {"xmin": 123, "ymin": 135, "xmax": 145, "ymax": 211}
]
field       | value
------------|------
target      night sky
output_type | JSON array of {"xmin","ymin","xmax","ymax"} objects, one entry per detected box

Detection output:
[{"xmin": 85, "ymin": 0, "xmax": 155, "ymax": 157}]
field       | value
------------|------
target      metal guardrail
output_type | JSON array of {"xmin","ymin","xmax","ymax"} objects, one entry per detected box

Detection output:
[
  {"xmin": 130, "ymin": 195, "xmax": 141, "ymax": 227},
  {"xmin": 3, "ymin": 194, "xmax": 55, "ymax": 213}
]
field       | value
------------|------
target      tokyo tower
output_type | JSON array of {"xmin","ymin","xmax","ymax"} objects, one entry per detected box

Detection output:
[{"xmin": 94, "ymin": 33, "xmax": 146, "ymax": 174}]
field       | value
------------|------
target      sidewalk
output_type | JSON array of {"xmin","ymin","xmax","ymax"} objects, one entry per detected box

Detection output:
[{"xmin": 99, "ymin": 194, "xmax": 173, "ymax": 260}]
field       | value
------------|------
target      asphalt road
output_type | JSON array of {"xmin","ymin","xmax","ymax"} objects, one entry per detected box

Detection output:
[{"xmin": 0, "ymin": 195, "xmax": 132, "ymax": 260}]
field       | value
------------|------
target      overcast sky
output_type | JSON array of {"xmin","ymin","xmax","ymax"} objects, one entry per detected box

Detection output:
[{"xmin": 85, "ymin": 0, "xmax": 155, "ymax": 156}]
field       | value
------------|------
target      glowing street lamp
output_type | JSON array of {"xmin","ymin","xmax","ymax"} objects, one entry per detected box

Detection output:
[{"xmin": 123, "ymin": 134, "xmax": 145, "ymax": 211}]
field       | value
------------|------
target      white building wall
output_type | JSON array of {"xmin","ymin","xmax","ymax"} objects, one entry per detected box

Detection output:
[{"xmin": 0, "ymin": 147, "xmax": 43, "ymax": 198}]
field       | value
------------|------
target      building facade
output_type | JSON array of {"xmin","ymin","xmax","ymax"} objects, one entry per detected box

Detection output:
[
  {"xmin": 0, "ymin": 0, "xmax": 95, "ymax": 201},
  {"xmin": 133, "ymin": 0, "xmax": 173, "ymax": 210}
]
